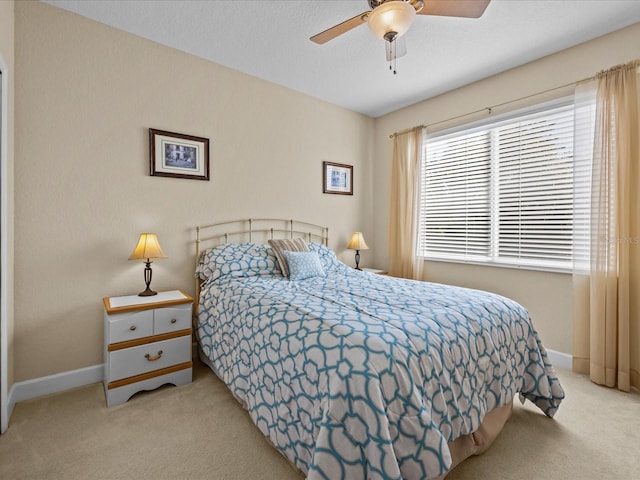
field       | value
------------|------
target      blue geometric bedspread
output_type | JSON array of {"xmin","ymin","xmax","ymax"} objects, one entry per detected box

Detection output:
[{"xmin": 197, "ymin": 252, "xmax": 564, "ymax": 480}]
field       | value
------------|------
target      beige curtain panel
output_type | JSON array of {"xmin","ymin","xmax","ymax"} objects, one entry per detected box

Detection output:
[
  {"xmin": 573, "ymin": 60, "xmax": 640, "ymax": 392},
  {"xmin": 388, "ymin": 126, "xmax": 425, "ymax": 280}
]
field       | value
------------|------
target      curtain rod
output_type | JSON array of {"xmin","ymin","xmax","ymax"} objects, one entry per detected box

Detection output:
[{"xmin": 388, "ymin": 75, "xmax": 593, "ymax": 139}]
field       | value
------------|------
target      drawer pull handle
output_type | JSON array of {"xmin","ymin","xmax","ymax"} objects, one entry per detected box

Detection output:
[
  {"xmin": 129, "ymin": 325, "xmax": 137, "ymax": 331},
  {"xmin": 144, "ymin": 350, "xmax": 163, "ymax": 362},
  {"xmin": 170, "ymin": 318, "xmax": 177, "ymax": 324}
]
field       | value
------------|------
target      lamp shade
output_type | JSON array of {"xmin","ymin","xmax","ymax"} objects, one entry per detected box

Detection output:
[
  {"xmin": 346, "ymin": 232, "xmax": 370, "ymax": 251},
  {"xmin": 128, "ymin": 233, "xmax": 167, "ymax": 261},
  {"xmin": 367, "ymin": 0, "xmax": 416, "ymax": 41}
]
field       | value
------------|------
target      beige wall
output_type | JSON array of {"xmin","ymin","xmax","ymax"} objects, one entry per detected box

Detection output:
[
  {"xmin": 372, "ymin": 22, "xmax": 640, "ymax": 354},
  {"xmin": 14, "ymin": 2, "xmax": 374, "ymax": 382},
  {"xmin": 0, "ymin": 0, "xmax": 15, "ymax": 393},
  {"xmin": 12, "ymin": 1, "xmax": 640, "ymax": 382}
]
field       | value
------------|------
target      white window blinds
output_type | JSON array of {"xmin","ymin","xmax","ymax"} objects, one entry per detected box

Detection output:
[
  {"xmin": 420, "ymin": 103, "xmax": 575, "ymax": 270},
  {"xmin": 421, "ymin": 131, "xmax": 492, "ymax": 259}
]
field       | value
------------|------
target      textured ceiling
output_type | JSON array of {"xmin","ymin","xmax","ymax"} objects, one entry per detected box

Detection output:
[{"xmin": 43, "ymin": 0, "xmax": 640, "ymax": 117}]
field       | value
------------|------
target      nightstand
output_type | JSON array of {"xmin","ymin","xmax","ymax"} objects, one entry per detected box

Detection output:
[
  {"xmin": 363, "ymin": 268, "xmax": 388, "ymax": 275},
  {"xmin": 103, "ymin": 290, "xmax": 193, "ymax": 407}
]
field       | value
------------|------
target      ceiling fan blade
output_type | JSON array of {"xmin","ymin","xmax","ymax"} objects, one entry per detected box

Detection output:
[
  {"xmin": 310, "ymin": 11, "xmax": 370, "ymax": 45},
  {"xmin": 386, "ymin": 36, "xmax": 407, "ymax": 61},
  {"xmin": 417, "ymin": 0, "xmax": 491, "ymax": 18}
]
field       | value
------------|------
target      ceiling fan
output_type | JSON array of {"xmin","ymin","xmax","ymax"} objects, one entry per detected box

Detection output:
[{"xmin": 310, "ymin": 0, "xmax": 491, "ymax": 73}]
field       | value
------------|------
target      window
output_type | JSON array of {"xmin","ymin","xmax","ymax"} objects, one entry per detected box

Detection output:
[{"xmin": 419, "ymin": 102, "xmax": 574, "ymax": 271}]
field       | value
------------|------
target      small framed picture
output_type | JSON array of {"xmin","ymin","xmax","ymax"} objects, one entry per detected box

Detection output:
[
  {"xmin": 323, "ymin": 161, "xmax": 353, "ymax": 195},
  {"xmin": 149, "ymin": 129, "xmax": 210, "ymax": 181}
]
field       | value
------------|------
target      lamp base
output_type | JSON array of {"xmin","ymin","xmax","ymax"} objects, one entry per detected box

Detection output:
[
  {"xmin": 138, "ymin": 286, "xmax": 158, "ymax": 297},
  {"xmin": 354, "ymin": 249, "xmax": 362, "ymax": 271},
  {"xmin": 138, "ymin": 261, "xmax": 157, "ymax": 296}
]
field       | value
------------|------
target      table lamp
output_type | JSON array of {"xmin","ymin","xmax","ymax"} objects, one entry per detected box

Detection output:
[
  {"xmin": 346, "ymin": 232, "xmax": 369, "ymax": 270},
  {"xmin": 128, "ymin": 233, "xmax": 167, "ymax": 296}
]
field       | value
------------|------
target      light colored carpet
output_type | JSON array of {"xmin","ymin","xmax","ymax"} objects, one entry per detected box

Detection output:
[{"xmin": 1, "ymin": 361, "xmax": 638, "ymax": 479}]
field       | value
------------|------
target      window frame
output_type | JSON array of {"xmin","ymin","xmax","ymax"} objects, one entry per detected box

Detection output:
[{"xmin": 418, "ymin": 97, "xmax": 575, "ymax": 274}]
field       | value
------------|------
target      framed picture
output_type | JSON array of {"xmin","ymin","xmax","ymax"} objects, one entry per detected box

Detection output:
[
  {"xmin": 149, "ymin": 129, "xmax": 210, "ymax": 181},
  {"xmin": 323, "ymin": 161, "xmax": 353, "ymax": 195}
]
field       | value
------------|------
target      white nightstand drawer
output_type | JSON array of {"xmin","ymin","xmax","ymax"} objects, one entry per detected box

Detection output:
[
  {"xmin": 108, "ymin": 310, "xmax": 154, "ymax": 343},
  {"xmin": 108, "ymin": 335, "xmax": 191, "ymax": 382},
  {"xmin": 153, "ymin": 305, "xmax": 191, "ymax": 335}
]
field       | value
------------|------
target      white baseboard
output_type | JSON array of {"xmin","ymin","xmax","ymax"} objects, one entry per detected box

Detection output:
[
  {"xmin": 8, "ymin": 364, "xmax": 104, "ymax": 417},
  {"xmin": 7, "ymin": 345, "xmax": 200, "ymax": 421},
  {"xmin": 546, "ymin": 348, "xmax": 572, "ymax": 371}
]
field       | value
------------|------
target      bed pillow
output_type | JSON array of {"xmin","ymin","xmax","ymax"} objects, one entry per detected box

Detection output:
[
  {"xmin": 284, "ymin": 251, "xmax": 325, "ymax": 281},
  {"xmin": 268, "ymin": 238, "xmax": 309, "ymax": 277},
  {"xmin": 196, "ymin": 242, "xmax": 280, "ymax": 282},
  {"xmin": 308, "ymin": 242, "xmax": 344, "ymax": 273}
]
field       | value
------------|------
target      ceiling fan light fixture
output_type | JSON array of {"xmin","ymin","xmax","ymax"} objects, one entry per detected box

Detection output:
[{"xmin": 367, "ymin": 0, "xmax": 416, "ymax": 41}]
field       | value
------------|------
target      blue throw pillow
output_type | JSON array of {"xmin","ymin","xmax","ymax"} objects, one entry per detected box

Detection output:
[{"xmin": 284, "ymin": 251, "xmax": 325, "ymax": 281}]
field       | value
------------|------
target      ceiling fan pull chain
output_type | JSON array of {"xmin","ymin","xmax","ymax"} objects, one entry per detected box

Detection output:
[
  {"xmin": 393, "ymin": 44, "xmax": 397, "ymax": 75},
  {"xmin": 387, "ymin": 40, "xmax": 397, "ymax": 75},
  {"xmin": 392, "ymin": 40, "xmax": 395, "ymax": 73}
]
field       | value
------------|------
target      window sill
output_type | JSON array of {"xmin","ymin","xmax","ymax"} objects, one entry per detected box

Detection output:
[{"xmin": 419, "ymin": 256, "xmax": 572, "ymax": 275}]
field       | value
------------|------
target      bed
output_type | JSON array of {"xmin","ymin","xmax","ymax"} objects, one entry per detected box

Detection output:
[{"xmin": 194, "ymin": 219, "xmax": 565, "ymax": 480}]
